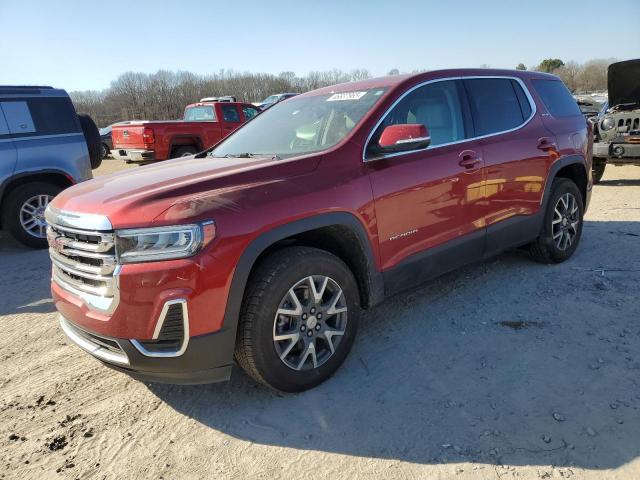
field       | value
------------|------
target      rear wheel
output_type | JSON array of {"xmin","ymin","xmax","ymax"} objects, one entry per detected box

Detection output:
[
  {"xmin": 172, "ymin": 146, "xmax": 198, "ymax": 158},
  {"xmin": 100, "ymin": 143, "xmax": 110, "ymax": 159},
  {"xmin": 592, "ymin": 158, "xmax": 606, "ymax": 184},
  {"xmin": 235, "ymin": 247, "xmax": 360, "ymax": 392},
  {"xmin": 529, "ymin": 178, "xmax": 584, "ymax": 264},
  {"xmin": 2, "ymin": 182, "xmax": 61, "ymax": 248}
]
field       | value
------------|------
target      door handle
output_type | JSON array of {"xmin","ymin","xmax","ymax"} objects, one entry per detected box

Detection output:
[
  {"xmin": 458, "ymin": 150, "xmax": 480, "ymax": 169},
  {"xmin": 537, "ymin": 137, "xmax": 557, "ymax": 151}
]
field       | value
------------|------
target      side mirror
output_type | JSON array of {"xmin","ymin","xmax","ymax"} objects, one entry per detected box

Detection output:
[{"xmin": 378, "ymin": 124, "xmax": 430, "ymax": 153}]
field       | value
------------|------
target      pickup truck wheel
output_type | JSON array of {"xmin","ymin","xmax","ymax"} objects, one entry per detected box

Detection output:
[
  {"xmin": 101, "ymin": 143, "xmax": 110, "ymax": 159},
  {"xmin": 592, "ymin": 159, "xmax": 606, "ymax": 184},
  {"xmin": 2, "ymin": 182, "xmax": 61, "ymax": 249},
  {"xmin": 172, "ymin": 146, "xmax": 198, "ymax": 158},
  {"xmin": 235, "ymin": 246, "xmax": 360, "ymax": 392},
  {"xmin": 529, "ymin": 178, "xmax": 583, "ymax": 264}
]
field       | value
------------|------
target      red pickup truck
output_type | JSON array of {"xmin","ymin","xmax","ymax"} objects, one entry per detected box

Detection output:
[{"xmin": 111, "ymin": 101, "xmax": 260, "ymax": 162}]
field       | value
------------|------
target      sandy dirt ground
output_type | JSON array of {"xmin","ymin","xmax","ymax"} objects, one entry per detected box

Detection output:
[{"xmin": 1, "ymin": 160, "xmax": 639, "ymax": 480}]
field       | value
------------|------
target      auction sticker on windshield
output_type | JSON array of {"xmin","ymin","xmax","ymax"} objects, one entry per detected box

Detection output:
[{"xmin": 327, "ymin": 91, "xmax": 368, "ymax": 101}]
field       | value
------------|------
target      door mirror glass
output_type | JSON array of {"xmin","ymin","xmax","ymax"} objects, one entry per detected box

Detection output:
[{"xmin": 378, "ymin": 124, "xmax": 430, "ymax": 153}]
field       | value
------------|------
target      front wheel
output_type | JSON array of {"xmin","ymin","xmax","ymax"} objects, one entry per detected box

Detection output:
[
  {"xmin": 2, "ymin": 182, "xmax": 61, "ymax": 248},
  {"xmin": 529, "ymin": 178, "xmax": 584, "ymax": 264},
  {"xmin": 235, "ymin": 247, "xmax": 360, "ymax": 392}
]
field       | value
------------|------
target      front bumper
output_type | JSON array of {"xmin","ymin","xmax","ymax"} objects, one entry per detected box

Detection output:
[
  {"xmin": 594, "ymin": 141, "xmax": 640, "ymax": 161},
  {"xmin": 111, "ymin": 149, "xmax": 155, "ymax": 162},
  {"xmin": 59, "ymin": 314, "xmax": 235, "ymax": 384}
]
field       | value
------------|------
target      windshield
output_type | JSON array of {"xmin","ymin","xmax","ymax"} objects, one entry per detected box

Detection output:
[
  {"xmin": 184, "ymin": 106, "xmax": 215, "ymax": 121},
  {"xmin": 99, "ymin": 126, "xmax": 111, "ymax": 135},
  {"xmin": 210, "ymin": 88, "xmax": 387, "ymax": 159},
  {"xmin": 261, "ymin": 95, "xmax": 280, "ymax": 104}
]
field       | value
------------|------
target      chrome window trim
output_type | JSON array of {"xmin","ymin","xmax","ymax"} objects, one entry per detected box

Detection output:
[
  {"xmin": 130, "ymin": 299, "xmax": 190, "ymax": 358},
  {"xmin": 362, "ymin": 75, "xmax": 537, "ymax": 162},
  {"xmin": 59, "ymin": 315, "xmax": 129, "ymax": 366},
  {"xmin": 45, "ymin": 205, "xmax": 113, "ymax": 231}
]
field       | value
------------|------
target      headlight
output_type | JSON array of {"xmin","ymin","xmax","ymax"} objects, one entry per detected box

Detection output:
[
  {"xmin": 115, "ymin": 221, "xmax": 216, "ymax": 263},
  {"xmin": 601, "ymin": 117, "xmax": 615, "ymax": 131}
]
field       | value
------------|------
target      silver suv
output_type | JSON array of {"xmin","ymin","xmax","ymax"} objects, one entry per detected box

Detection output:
[{"xmin": 0, "ymin": 86, "xmax": 101, "ymax": 247}]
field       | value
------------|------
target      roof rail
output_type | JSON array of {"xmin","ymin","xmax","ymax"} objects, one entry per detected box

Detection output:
[{"xmin": 0, "ymin": 85, "xmax": 53, "ymax": 90}]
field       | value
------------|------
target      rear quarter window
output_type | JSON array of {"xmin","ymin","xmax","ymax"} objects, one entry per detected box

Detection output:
[
  {"xmin": 531, "ymin": 79, "xmax": 582, "ymax": 118},
  {"xmin": 27, "ymin": 97, "xmax": 80, "ymax": 135}
]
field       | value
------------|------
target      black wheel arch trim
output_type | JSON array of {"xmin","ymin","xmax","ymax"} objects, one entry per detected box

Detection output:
[
  {"xmin": 542, "ymin": 154, "xmax": 589, "ymax": 212},
  {"xmin": 0, "ymin": 169, "xmax": 75, "ymax": 206},
  {"xmin": 220, "ymin": 211, "xmax": 384, "ymax": 346}
]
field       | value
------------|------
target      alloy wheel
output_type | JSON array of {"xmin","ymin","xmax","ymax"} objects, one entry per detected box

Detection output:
[
  {"xmin": 19, "ymin": 194, "xmax": 52, "ymax": 239},
  {"xmin": 273, "ymin": 275, "xmax": 348, "ymax": 371},
  {"xmin": 552, "ymin": 192, "xmax": 580, "ymax": 251}
]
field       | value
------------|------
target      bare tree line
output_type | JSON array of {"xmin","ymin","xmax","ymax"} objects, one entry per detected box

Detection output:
[
  {"xmin": 71, "ymin": 69, "xmax": 372, "ymax": 127},
  {"xmin": 71, "ymin": 58, "xmax": 617, "ymax": 127},
  {"xmin": 517, "ymin": 58, "xmax": 616, "ymax": 94}
]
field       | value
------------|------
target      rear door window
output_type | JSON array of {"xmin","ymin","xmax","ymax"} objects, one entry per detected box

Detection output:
[
  {"xmin": 531, "ymin": 79, "xmax": 582, "ymax": 118},
  {"xmin": 1, "ymin": 101, "xmax": 36, "ymax": 135},
  {"xmin": 464, "ymin": 78, "xmax": 530, "ymax": 136},
  {"xmin": 0, "ymin": 107, "xmax": 10, "ymax": 135},
  {"xmin": 221, "ymin": 105, "xmax": 241, "ymax": 123}
]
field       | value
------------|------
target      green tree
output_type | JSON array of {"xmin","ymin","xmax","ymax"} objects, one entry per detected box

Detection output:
[
  {"xmin": 538, "ymin": 58, "xmax": 565, "ymax": 73},
  {"xmin": 516, "ymin": 63, "xmax": 527, "ymax": 71}
]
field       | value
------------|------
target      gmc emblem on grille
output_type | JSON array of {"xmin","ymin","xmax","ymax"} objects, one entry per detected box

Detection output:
[{"xmin": 49, "ymin": 236, "xmax": 65, "ymax": 254}]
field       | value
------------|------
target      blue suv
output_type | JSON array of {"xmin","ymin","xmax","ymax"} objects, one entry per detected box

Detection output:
[{"xmin": 0, "ymin": 86, "xmax": 101, "ymax": 247}]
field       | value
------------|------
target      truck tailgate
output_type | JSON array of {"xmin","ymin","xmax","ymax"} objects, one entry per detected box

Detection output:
[{"xmin": 112, "ymin": 124, "xmax": 146, "ymax": 149}]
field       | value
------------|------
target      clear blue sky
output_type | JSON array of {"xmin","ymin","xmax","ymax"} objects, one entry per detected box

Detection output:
[{"xmin": 1, "ymin": 0, "xmax": 638, "ymax": 92}]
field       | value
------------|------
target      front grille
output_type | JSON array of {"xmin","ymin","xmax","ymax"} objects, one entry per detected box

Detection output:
[
  {"xmin": 47, "ymin": 223, "xmax": 117, "ymax": 298},
  {"xmin": 617, "ymin": 117, "xmax": 640, "ymax": 131}
]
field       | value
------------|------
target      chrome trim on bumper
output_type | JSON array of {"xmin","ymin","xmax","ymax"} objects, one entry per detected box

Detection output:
[
  {"xmin": 59, "ymin": 315, "xmax": 129, "ymax": 366},
  {"xmin": 131, "ymin": 299, "xmax": 190, "ymax": 358},
  {"xmin": 52, "ymin": 264, "xmax": 121, "ymax": 313}
]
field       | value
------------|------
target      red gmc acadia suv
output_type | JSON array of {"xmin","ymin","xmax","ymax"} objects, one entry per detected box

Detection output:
[{"xmin": 46, "ymin": 69, "xmax": 592, "ymax": 392}]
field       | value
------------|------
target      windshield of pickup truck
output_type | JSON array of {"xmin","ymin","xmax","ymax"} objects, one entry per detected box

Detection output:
[{"xmin": 210, "ymin": 88, "xmax": 387, "ymax": 159}]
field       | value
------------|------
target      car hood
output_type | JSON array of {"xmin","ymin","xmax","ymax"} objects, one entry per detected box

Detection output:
[
  {"xmin": 51, "ymin": 154, "xmax": 321, "ymax": 229},
  {"xmin": 608, "ymin": 59, "xmax": 640, "ymax": 108}
]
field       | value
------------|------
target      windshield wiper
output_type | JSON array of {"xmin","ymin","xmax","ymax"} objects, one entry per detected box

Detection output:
[{"xmin": 223, "ymin": 153, "xmax": 282, "ymax": 160}]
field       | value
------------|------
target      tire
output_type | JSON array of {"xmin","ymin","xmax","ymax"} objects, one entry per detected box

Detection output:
[
  {"xmin": 235, "ymin": 246, "xmax": 360, "ymax": 392},
  {"xmin": 172, "ymin": 146, "xmax": 198, "ymax": 158},
  {"xmin": 100, "ymin": 143, "xmax": 110, "ymax": 160},
  {"xmin": 592, "ymin": 159, "xmax": 606, "ymax": 184},
  {"xmin": 77, "ymin": 113, "xmax": 102, "ymax": 169},
  {"xmin": 529, "ymin": 178, "xmax": 584, "ymax": 264},
  {"xmin": 2, "ymin": 182, "xmax": 61, "ymax": 249}
]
